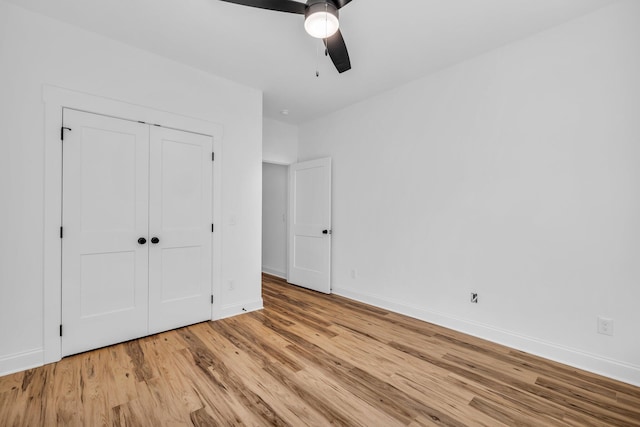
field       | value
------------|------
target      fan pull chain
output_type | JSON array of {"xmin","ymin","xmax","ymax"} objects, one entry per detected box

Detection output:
[
  {"xmin": 314, "ymin": 3, "xmax": 331, "ymax": 78},
  {"xmin": 316, "ymin": 3, "xmax": 329, "ymax": 77},
  {"xmin": 316, "ymin": 41, "xmax": 320, "ymax": 77}
]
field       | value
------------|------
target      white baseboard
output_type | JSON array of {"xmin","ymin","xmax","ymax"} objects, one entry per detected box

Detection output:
[
  {"xmin": 215, "ymin": 298, "xmax": 264, "ymax": 320},
  {"xmin": 262, "ymin": 266, "xmax": 287, "ymax": 279},
  {"xmin": 332, "ymin": 286, "xmax": 640, "ymax": 387},
  {"xmin": 0, "ymin": 349, "xmax": 44, "ymax": 377}
]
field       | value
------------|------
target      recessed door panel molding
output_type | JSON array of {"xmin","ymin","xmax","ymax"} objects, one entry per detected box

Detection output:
[
  {"xmin": 62, "ymin": 109, "xmax": 213, "ymax": 356},
  {"xmin": 288, "ymin": 157, "xmax": 332, "ymax": 293},
  {"xmin": 160, "ymin": 247, "xmax": 202, "ymax": 302},
  {"xmin": 159, "ymin": 137, "xmax": 203, "ymax": 231},
  {"xmin": 80, "ymin": 128, "xmax": 138, "ymax": 233},
  {"xmin": 62, "ymin": 109, "xmax": 150, "ymax": 356},
  {"xmin": 80, "ymin": 252, "xmax": 137, "ymax": 318}
]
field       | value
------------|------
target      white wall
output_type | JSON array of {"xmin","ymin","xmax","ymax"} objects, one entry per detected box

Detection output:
[
  {"xmin": 0, "ymin": 1, "xmax": 262, "ymax": 375},
  {"xmin": 262, "ymin": 163, "xmax": 288, "ymax": 278},
  {"xmin": 298, "ymin": 1, "xmax": 640, "ymax": 386},
  {"xmin": 263, "ymin": 118, "xmax": 298, "ymax": 164}
]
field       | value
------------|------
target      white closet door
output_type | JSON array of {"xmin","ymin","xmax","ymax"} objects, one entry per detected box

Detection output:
[
  {"xmin": 62, "ymin": 109, "xmax": 149, "ymax": 356},
  {"xmin": 148, "ymin": 127, "xmax": 213, "ymax": 334}
]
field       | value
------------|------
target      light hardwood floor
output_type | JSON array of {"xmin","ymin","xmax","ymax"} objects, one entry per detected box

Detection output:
[{"xmin": 1, "ymin": 274, "xmax": 639, "ymax": 426}]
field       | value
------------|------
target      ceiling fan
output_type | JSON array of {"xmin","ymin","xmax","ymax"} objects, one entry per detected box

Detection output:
[{"xmin": 219, "ymin": 0, "xmax": 353, "ymax": 73}]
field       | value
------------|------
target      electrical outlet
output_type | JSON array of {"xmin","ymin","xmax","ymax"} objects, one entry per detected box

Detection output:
[
  {"xmin": 228, "ymin": 280, "xmax": 235, "ymax": 291},
  {"xmin": 350, "ymin": 269, "xmax": 357, "ymax": 279},
  {"xmin": 470, "ymin": 292, "xmax": 478, "ymax": 304},
  {"xmin": 597, "ymin": 316, "xmax": 613, "ymax": 336}
]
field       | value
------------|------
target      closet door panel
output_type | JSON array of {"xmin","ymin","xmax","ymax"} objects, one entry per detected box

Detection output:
[
  {"xmin": 148, "ymin": 127, "xmax": 212, "ymax": 334},
  {"xmin": 61, "ymin": 109, "xmax": 149, "ymax": 356}
]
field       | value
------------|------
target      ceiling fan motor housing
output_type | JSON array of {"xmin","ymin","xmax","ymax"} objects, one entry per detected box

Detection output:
[{"xmin": 305, "ymin": 1, "xmax": 339, "ymax": 21}]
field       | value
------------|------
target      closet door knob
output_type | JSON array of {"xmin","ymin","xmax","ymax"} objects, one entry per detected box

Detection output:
[
  {"xmin": 138, "ymin": 237, "xmax": 147, "ymax": 245},
  {"xmin": 151, "ymin": 237, "xmax": 160, "ymax": 244}
]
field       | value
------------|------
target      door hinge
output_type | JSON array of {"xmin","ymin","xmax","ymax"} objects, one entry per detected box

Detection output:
[
  {"xmin": 59, "ymin": 324, "xmax": 63, "ymax": 337},
  {"xmin": 60, "ymin": 127, "xmax": 72, "ymax": 141},
  {"xmin": 211, "ymin": 223, "xmax": 214, "ymax": 233},
  {"xmin": 212, "ymin": 152, "xmax": 215, "ymax": 162},
  {"xmin": 211, "ymin": 295, "xmax": 214, "ymax": 304},
  {"xmin": 60, "ymin": 226, "xmax": 63, "ymax": 238}
]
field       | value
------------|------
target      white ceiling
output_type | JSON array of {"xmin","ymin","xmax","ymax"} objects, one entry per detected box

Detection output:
[{"xmin": 7, "ymin": 0, "xmax": 619, "ymax": 124}]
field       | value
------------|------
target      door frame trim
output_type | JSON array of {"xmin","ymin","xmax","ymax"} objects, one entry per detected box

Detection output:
[{"xmin": 43, "ymin": 85, "xmax": 223, "ymax": 364}]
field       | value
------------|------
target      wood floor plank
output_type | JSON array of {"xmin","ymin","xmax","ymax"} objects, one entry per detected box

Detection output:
[
  {"xmin": 179, "ymin": 324, "xmax": 292, "ymax": 426},
  {"xmin": 103, "ymin": 343, "xmax": 149, "ymax": 409},
  {"xmin": 285, "ymin": 318, "xmax": 499, "ymax": 424},
  {"xmin": 173, "ymin": 346, "xmax": 259, "ymax": 425},
  {"xmin": 260, "ymin": 316, "xmax": 469, "ymax": 426},
  {"xmin": 446, "ymin": 373, "xmax": 583, "ymax": 427},
  {"xmin": 507, "ymin": 349, "xmax": 640, "ymax": 399},
  {"xmin": 49, "ymin": 358, "xmax": 84, "ymax": 425},
  {"xmin": 80, "ymin": 351, "xmax": 111, "ymax": 426},
  {"xmin": 145, "ymin": 352, "xmax": 203, "ymax": 417},
  {"xmin": 297, "ymin": 364, "xmax": 405, "ymax": 426},
  {"xmin": 212, "ymin": 329, "xmax": 361, "ymax": 425},
  {"xmin": 193, "ymin": 321, "xmax": 328, "ymax": 426},
  {"xmin": 211, "ymin": 316, "xmax": 403, "ymax": 426},
  {"xmin": 0, "ymin": 273, "xmax": 638, "ymax": 426},
  {"xmin": 189, "ymin": 406, "xmax": 218, "ymax": 427}
]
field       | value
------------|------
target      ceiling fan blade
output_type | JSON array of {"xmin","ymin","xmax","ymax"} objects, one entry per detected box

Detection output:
[
  {"xmin": 333, "ymin": 0, "xmax": 353, "ymax": 9},
  {"xmin": 219, "ymin": 0, "xmax": 306, "ymax": 14},
  {"xmin": 324, "ymin": 29, "xmax": 351, "ymax": 73}
]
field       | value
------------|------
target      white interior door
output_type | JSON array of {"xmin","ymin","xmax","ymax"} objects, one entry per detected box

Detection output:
[
  {"xmin": 288, "ymin": 158, "xmax": 332, "ymax": 293},
  {"xmin": 148, "ymin": 127, "xmax": 213, "ymax": 334},
  {"xmin": 61, "ymin": 109, "xmax": 149, "ymax": 356}
]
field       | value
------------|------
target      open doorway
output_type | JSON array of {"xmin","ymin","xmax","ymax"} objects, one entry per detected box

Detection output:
[{"xmin": 262, "ymin": 162, "xmax": 288, "ymax": 278}]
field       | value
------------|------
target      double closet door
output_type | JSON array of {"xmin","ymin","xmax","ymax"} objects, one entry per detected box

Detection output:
[{"xmin": 61, "ymin": 109, "xmax": 213, "ymax": 357}]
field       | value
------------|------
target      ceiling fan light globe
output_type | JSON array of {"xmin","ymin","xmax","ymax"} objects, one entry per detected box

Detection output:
[{"xmin": 304, "ymin": 11, "xmax": 339, "ymax": 39}]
